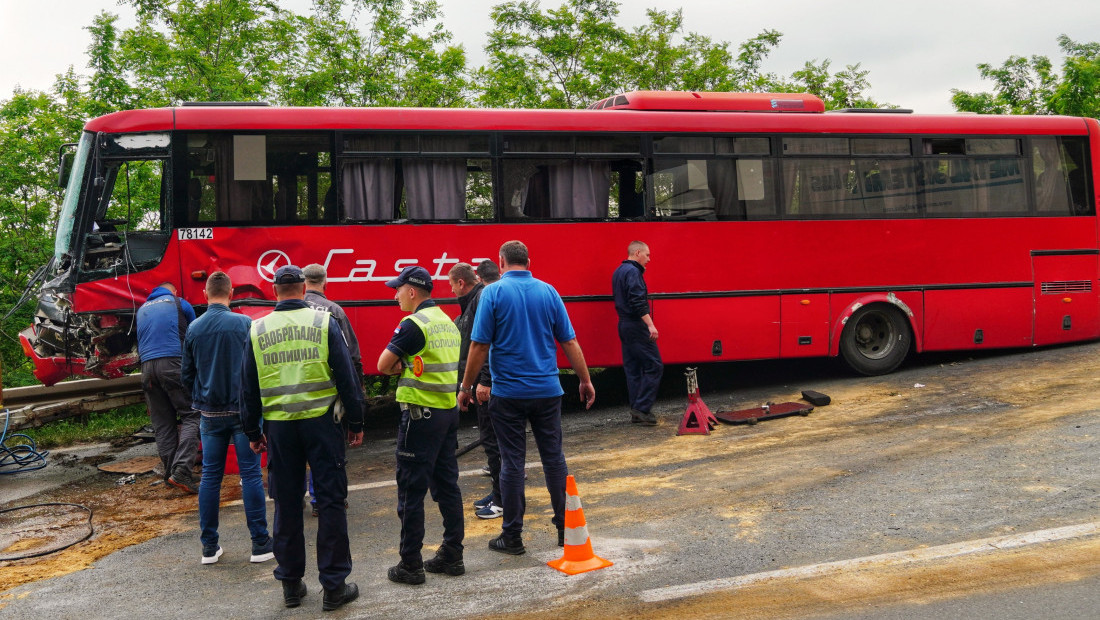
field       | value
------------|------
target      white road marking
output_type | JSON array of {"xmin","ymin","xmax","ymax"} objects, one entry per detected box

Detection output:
[
  {"xmin": 639, "ymin": 521, "xmax": 1100, "ymax": 603},
  {"xmin": 223, "ymin": 462, "xmax": 545, "ymax": 506}
]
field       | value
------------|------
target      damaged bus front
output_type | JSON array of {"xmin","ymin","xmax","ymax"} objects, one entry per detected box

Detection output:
[{"xmin": 20, "ymin": 123, "xmax": 176, "ymax": 385}]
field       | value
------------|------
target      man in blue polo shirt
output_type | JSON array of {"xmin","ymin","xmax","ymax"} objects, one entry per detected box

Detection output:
[{"xmin": 458, "ymin": 240, "xmax": 595, "ymax": 555}]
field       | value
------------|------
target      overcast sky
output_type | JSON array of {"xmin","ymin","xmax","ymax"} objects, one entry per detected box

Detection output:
[{"xmin": 3, "ymin": 0, "xmax": 1100, "ymax": 114}]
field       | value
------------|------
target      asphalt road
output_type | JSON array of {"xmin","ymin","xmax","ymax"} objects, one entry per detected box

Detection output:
[{"xmin": 2, "ymin": 342, "xmax": 1099, "ymax": 619}]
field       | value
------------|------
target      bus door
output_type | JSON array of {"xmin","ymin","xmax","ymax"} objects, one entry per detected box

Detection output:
[{"xmin": 1031, "ymin": 251, "xmax": 1100, "ymax": 345}]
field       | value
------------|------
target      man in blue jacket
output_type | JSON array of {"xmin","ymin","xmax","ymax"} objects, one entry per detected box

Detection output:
[
  {"xmin": 612, "ymin": 240, "xmax": 663, "ymax": 426},
  {"xmin": 137, "ymin": 281, "xmax": 198, "ymax": 493},
  {"xmin": 182, "ymin": 271, "xmax": 273, "ymax": 566}
]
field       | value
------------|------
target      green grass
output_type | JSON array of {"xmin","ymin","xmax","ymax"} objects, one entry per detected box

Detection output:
[{"xmin": 15, "ymin": 405, "xmax": 149, "ymax": 449}]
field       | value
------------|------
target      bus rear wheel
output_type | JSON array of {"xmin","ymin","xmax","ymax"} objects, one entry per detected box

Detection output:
[{"xmin": 840, "ymin": 304, "xmax": 911, "ymax": 376}]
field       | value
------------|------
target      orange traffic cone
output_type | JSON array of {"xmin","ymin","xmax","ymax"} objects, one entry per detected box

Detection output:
[{"xmin": 548, "ymin": 475, "xmax": 613, "ymax": 575}]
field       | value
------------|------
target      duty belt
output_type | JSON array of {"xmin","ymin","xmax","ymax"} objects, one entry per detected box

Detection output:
[{"xmin": 401, "ymin": 404, "xmax": 432, "ymax": 420}]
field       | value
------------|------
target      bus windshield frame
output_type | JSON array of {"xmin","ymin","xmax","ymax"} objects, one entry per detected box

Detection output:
[{"xmin": 54, "ymin": 132, "xmax": 94, "ymax": 264}]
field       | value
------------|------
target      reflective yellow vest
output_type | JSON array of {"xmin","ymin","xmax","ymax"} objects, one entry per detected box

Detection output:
[
  {"xmin": 395, "ymin": 305, "xmax": 460, "ymax": 409},
  {"xmin": 250, "ymin": 307, "xmax": 337, "ymax": 421}
]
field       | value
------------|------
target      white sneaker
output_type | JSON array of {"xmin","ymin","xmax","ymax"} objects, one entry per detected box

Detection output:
[
  {"xmin": 201, "ymin": 545, "xmax": 223, "ymax": 565},
  {"xmin": 476, "ymin": 502, "xmax": 504, "ymax": 519}
]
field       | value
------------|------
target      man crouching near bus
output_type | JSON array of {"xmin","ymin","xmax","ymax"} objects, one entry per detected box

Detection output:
[{"xmin": 241, "ymin": 265, "xmax": 364, "ymax": 611}]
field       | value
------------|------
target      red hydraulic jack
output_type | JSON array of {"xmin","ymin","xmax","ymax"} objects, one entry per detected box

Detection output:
[{"xmin": 677, "ymin": 367, "xmax": 718, "ymax": 435}]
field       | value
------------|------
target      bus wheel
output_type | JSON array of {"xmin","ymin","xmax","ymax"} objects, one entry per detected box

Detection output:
[{"xmin": 840, "ymin": 304, "xmax": 911, "ymax": 376}]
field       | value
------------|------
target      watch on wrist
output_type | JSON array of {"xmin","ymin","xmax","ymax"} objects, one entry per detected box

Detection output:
[{"xmin": 461, "ymin": 385, "xmax": 473, "ymax": 395}]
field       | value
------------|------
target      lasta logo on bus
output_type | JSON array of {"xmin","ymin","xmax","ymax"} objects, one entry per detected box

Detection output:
[{"xmin": 256, "ymin": 248, "xmax": 493, "ymax": 283}]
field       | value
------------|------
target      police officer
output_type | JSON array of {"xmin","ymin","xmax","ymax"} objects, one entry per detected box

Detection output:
[
  {"xmin": 241, "ymin": 265, "xmax": 364, "ymax": 611},
  {"xmin": 377, "ymin": 265, "xmax": 465, "ymax": 585}
]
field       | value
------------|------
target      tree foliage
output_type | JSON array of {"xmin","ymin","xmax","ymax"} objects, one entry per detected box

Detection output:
[
  {"xmin": 474, "ymin": 0, "xmax": 872, "ymax": 109},
  {"xmin": 952, "ymin": 35, "xmax": 1100, "ymax": 118},
  {"xmin": 0, "ymin": 76, "xmax": 89, "ymax": 384}
]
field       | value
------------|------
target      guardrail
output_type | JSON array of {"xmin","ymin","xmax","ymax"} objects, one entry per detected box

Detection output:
[{"xmin": 1, "ymin": 375, "xmax": 145, "ymax": 431}]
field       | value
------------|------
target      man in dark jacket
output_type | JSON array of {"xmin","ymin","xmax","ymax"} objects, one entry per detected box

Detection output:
[
  {"xmin": 137, "ymin": 281, "xmax": 199, "ymax": 492},
  {"xmin": 182, "ymin": 271, "xmax": 272, "ymax": 566},
  {"xmin": 303, "ymin": 263, "xmax": 364, "ymax": 382},
  {"xmin": 303, "ymin": 263, "xmax": 363, "ymax": 515},
  {"xmin": 612, "ymin": 241, "xmax": 663, "ymax": 426},
  {"xmin": 448, "ymin": 262, "xmax": 500, "ymax": 519}
]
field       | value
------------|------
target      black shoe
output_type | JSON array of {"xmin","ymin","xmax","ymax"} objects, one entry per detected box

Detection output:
[
  {"xmin": 282, "ymin": 579, "xmax": 307, "ymax": 608},
  {"xmin": 168, "ymin": 467, "xmax": 198, "ymax": 494},
  {"xmin": 387, "ymin": 562, "xmax": 426, "ymax": 585},
  {"xmin": 488, "ymin": 534, "xmax": 526, "ymax": 555},
  {"xmin": 630, "ymin": 409, "xmax": 658, "ymax": 426},
  {"xmin": 423, "ymin": 547, "xmax": 465, "ymax": 576},
  {"xmin": 558, "ymin": 528, "xmax": 565, "ymax": 547},
  {"xmin": 322, "ymin": 582, "xmax": 359, "ymax": 611}
]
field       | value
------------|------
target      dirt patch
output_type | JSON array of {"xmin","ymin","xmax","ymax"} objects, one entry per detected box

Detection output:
[{"xmin": 0, "ymin": 471, "xmax": 218, "ymax": 591}]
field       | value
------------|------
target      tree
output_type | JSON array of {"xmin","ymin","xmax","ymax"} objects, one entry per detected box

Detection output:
[
  {"xmin": 478, "ymin": 0, "xmax": 630, "ymax": 108},
  {"xmin": 788, "ymin": 59, "xmax": 880, "ymax": 109},
  {"xmin": 476, "ymin": 0, "xmax": 879, "ymax": 110},
  {"xmin": 113, "ymin": 0, "xmax": 292, "ymax": 106},
  {"xmin": 0, "ymin": 75, "xmax": 90, "ymax": 384},
  {"xmin": 275, "ymin": 0, "xmax": 469, "ymax": 107},
  {"xmin": 951, "ymin": 35, "xmax": 1100, "ymax": 117}
]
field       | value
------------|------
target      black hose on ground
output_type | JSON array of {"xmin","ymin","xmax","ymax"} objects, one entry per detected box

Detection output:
[
  {"xmin": 0, "ymin": 503, "xmax": 95, "ymax": 561},
  {"xmin": 0, "ymin": 409, "xmax": 49, "ymax": 475}
]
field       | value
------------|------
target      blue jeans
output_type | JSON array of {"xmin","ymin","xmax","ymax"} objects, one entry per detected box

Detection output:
[
  {"xmin": 489, "ymin": 396, "xmax": 568, "ymax": 539},
  {"xmin": 199, "ymin": 414, "xmax": 269, "ymax": 548}
]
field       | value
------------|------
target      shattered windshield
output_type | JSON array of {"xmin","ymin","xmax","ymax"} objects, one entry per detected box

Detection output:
[{"xmin": 54, "ymin": 132, "xmax": 94, "ymax": 263}]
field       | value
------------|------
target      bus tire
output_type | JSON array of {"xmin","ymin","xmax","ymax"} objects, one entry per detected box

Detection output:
[{"xmin": 839, "ymin": 304, "xmax": 911, "ymax": 376}]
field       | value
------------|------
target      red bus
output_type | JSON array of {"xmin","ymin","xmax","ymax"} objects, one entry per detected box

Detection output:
[{"xmin": 20, "ymin": 91, "xmax": 1099, "ymax": 386}]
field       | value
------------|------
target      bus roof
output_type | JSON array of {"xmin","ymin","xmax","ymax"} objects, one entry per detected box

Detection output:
[{"xmin": 84, "ymin": 103, "xmax": 1091, "ymax": 137}]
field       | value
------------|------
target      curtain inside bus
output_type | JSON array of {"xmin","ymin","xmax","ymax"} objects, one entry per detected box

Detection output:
[{"xmin": 500, "ymin": 159, "xmax": 611, "ymax": 219}]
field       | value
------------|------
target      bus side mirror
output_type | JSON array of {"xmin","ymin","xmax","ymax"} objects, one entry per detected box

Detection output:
[{"xmin": 57, "ymin": 143, "xmax": 77, "ymax": 188}]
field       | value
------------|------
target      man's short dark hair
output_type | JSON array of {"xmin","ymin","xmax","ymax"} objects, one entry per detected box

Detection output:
[
  {"xmin": 448, "ymin": 262, "xmax": 476, "ymax": 285},
  {"xmin": 205, "ymin": 271, "xmax": 232, "ymax": 298},
  {"xmin": 499, "ymin": 240, "xmax": 529, "ymax": 268},
  {"xmin": 476, "ymin": 259, "xmax": 500, "ymax": 283}
]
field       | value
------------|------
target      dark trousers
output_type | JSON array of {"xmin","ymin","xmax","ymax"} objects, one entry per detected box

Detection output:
[
  {"xmin": 473, "ymin": 399, "xmax": 502, "ymax": 504},
  {"xmin": 396, "ymin": 405, "xmax": 464, "ymax": 566},
  {"xmin": 619, "ymin": 320, "xmax": 664, "ymax": 414},
  {"xmin": 267, "ymin": 413, "xmax": 351, "ymax": 591},
  {"xmin": 489, "ymin": 396, "xmax": 568, "ymax": 539},
  {"xmin": 140, "ymin": 357, "xmax": 198, "ymax": 477}
]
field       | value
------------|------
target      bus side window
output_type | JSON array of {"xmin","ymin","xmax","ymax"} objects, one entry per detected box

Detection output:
[
  {"xmin": 500, "ymin": 159, "xmax": 618, "ymax": 219},
  {"xmin": 185, "ymin": 133, "xmax": 333, "ymax": 225},
  {"xmin": 464, "ymin": 159, "xmax": 494, "ymax": 220},
  {"xmin": 1037, "ymin": 136, "xmax": 1094, "ymax": 216},
  {"xmin": 736, "ymin": 159, "xmax": 779, "ymax": 219}
]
